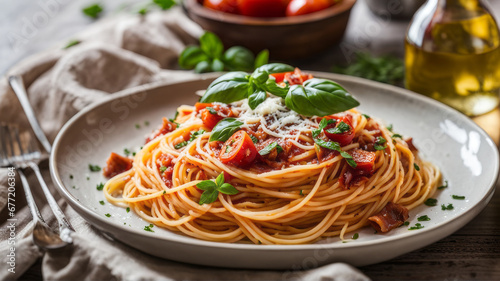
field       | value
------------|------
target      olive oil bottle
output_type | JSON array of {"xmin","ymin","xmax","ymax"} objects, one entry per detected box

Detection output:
[{"xmin": 405, "ymin": 0, "xmax": 500, "ymax": 116}]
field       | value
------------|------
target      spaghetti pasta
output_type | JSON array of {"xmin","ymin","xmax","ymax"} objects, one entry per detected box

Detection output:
[{"xmin": 104, "ymin": 97, "xmax": 440, "ymax": 245}]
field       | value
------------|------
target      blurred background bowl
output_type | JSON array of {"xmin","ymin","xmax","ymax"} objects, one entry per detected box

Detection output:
[
  {"xmin": 182, "ymin": 0, "xmax": 357, "ymax": 60},
  {"xmin": 365, "ymin": 0, "xmax": 426, "ymax": 20}
]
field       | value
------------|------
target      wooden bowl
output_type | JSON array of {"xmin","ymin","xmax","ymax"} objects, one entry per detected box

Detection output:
[{"xmin": 182, "ymin": 0, "xmax": 358, "ymax": 59}]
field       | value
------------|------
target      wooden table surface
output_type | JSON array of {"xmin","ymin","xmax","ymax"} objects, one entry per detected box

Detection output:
[{"xmin": 4, "ymin": 0, "xmax": 500, "ymax": 280}]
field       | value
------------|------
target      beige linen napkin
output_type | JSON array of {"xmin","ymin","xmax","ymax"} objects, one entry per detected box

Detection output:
[{"xmin": 0, "ymin": 7, "xmax": 370, "ymax": 281}]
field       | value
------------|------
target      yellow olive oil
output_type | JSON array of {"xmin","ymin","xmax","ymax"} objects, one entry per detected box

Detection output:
[{"xmin": 405, "ymin": 1, "xmax": 500, "ymax": 116}]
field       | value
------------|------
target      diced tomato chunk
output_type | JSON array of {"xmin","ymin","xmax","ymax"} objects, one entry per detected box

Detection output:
[
  {"xmin": 145, "ymin": 118, "xmax": 177, "ymax": 143},
  {"xmin": 103, "ymin": 152, "xmax": 133, "ymax": 178},
  {"xmin": 284, "ymin": 68, "xmax": 313, "ymax": 85},
  {"xmin": 195, "ymin": 102, "xmax": 236, "ymax": 130},
  {"xmin": 323, "ymin": 115, "xmax": 355, "ymax": 146},
  {"xmin": 350, "ymin": 148, "xmax": 376, "ymax": 174}
]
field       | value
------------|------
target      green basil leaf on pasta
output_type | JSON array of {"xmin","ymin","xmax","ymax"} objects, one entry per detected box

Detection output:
[
  {"xmin": 216, "ymin": 172, "xmax": 225, "ymax": 187},
  {"xmin": 259, "ymin": 142, "xmax": 282, "ymax": 156},
  {"xmin": 248, "ymin": 90, "xmax": 267, "ymax": 110},
  {"xmin": 199, "ymin": 189, "xmax": 219, "ymax": 205},
  {"xmin": 196, "ymin": 181, "xmax": 217, "ymax": 191},
  {"xmin": 209, "ymin": 118, "xmax": 244, "ymax": 142},
  {"xmin": 218, "ymin": 183, "xmax": 239, "ymax": 195},
  {"xmin": 200, "ymin": 72, "xmax": 250, "ymax": 103}
]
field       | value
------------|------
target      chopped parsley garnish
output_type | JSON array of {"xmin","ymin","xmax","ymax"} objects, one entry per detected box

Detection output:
[
  {"xmin": 392, "ymin": 134, "xmax": 403, "ymax": 139},
  {"xmin": 438, "ymin": 180, "xmax": 449, "ymax": 190},
  {"xmin": 153, "ymin": 0, "xmax": 176, "ymax": 10},
  {"xmin": 126, "ymin": 207, "xmax": 130, "ymax": 213},
  {"xmin": 88, "ymin": 164, "xmax": 101, "ymax": 172},
  {"xmin": 144, "ymin": 121, "xmax": 150, "ymax": 126},
  {"xmin": 175, "ymin": 130, "xmax": 205, "ymax": 149},
  {"xmin": 99, "ymin": 200, "xmax": 105, "ymax": 205},
  {"xmin": 135, "ymin": 124, "xmax": 141, "ymax": 129},
  {"xmin": 424, "ymin": 198, "xmax": 438, "ymax": 206},
  {"xmin": 159, "ymin": 166, "xmax": 167, "ymax": 173},
  {"xmin": 250, "ymin": 135, "xmax": 259, "ymax": 144},
  {"xmin": 138, "ymin": 7, "xmax": 148, "ymax": 15},
  {"xmin": 417, "ymin": 215, "xmax": 430, "ymax": 221},
  {"xmin": 132, "ymin": 152, "xmax": 136, "ymax": 156},
  {"xmin": 386, "ymin": 124, "xmax": 393, "ymax": 131},
  {"xmin": 408, "ymin": 223, "xmax": 424, "ymax": 230},
  {"xmin": 403, "ymin": 221, "xmax": 410, "ymax": 226},
  {"xmin": 144, "ymin": 224, "xmax": 155, "ymax": 232},
  {"xmin": 325, "ymin": 121, "xmax": 350, "ymax": 134},
  {"xmin": 96, "ymin": 183, "xmax": 104, "ymax": 191},
  {"xmin": 86, "ymin": 176, "xmax": 90, "ymax": 181},
  {"xmin": 64, "ymin": 40, "xmax": 80, "ymax": 49},
  {"xmin": 69, "ymin": 174, "xmax": 74, "ymax": 179},
  {"xmin": 206, "ymin": 107, "xmax": 217, "ymax": 115},
  {"xmin": 163, "ymin": 190, "xmax": 166, "ymax": 194},
  {"xmin": 82, "ymin": 4, "xmax": 103, "ymax": 19},
  {"xmin": 441, "ymin": 204, "xmax": 454, "ymax": 210},
  {"xmin": 105, "ymin": 213, "xmax": 111, "ymax": 217},
  {"xmin": 72, "ymin": 186, "xmax": 76, "ymax": 189},
  {"xmin": 352, "ymin": 233, "xmax": 359, "ymax": 240},
  {"xmin": 225, "ymin": 145, "xmax": 232, "ymax": 154},
  {"xmin": 312, "ymin": 118, "xmax": 336, "ymax": 138},
  {"xmin": 197, "ymin": 172, "xmax": 239, "ymax": 205},
  {"xmin": 452, "ymin": 195, "xmax": 465, "ymax": 200},
  {"xmin": 414, "ymin": 163, "xmax": 420, "ymax": 171},
  {"xmin": 312, "ymin": 119, "xmax": 357, "ymax": 168},
  {"xmin": 374, "ymin": 136, "xmax": 387, "ymax": 150},
  {"xmin": 169, "ymin": 118, "xmax": 180, "ymax": 127},
  {"xmin": 259, "ymin": 142, "xmax": 283, "ymax": 156},
  {"xmin": 299, "ymin": 190, "xmax": 303, "ymax": 196},
  {"xmin": 362, "ymin": 114, "xmax": 371, "ymax": 119},
  {"xmin": 124, "ymin": 148, "xmax": 131, "ymax": 156}
]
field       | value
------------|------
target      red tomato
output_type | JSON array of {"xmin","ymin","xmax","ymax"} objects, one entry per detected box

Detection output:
[
  {"xmin": 284, "ymin": 68, "xmax": 313, "ymax": 85},
  {"xmin": 195, "ymin": 102, "xmax": 235, "ymax": 130},
  {"xmin": 237, "ymin": 0, "xmax": 289, "ymax": 17},
  {"xmin": 270, "ymin": 72, "xmax": 290, "ymax": 83},
  {"xmin": 220, "ymin": 130, "xmax": 257, "ymax": 167},
  {"xmin": 323, "ymin": 115, "xmax": 355, "ymax": 146},
  {"xmin": 286, "ymin": 0, "xmax": 330, "ymax": 16},
  {"xmin": 203, "ymin": 0, "xmax": 239, "ymax": 13},
  {"xmin": 201, "ymin": 109, "xmax": 224, "ymax": 129},
  {"xmin": 349, "ymin": 149, "xmax": 376, "ymax": 174}
]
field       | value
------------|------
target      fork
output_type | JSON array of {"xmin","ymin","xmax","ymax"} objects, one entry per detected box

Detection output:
[{"xmin": 0, "ymin": 124, "xmax": 74, "ymax": 249}]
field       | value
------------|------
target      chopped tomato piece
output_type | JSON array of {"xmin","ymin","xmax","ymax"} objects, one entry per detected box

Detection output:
[
  {"xmin": 145, "ymin": 118, "xmax": 177, "ymax": 143},
  {"xmin": 284, "ymin": 68, "xmax": 313, "ymax": 85},
  {"xmin": 195, "ymin": 102, "xmax": 236, "ymax": 130},
  {"xmin": 323, "ymin": 115, "xmax": 355, "ymax": 146},
  {"xmin": 237, "ymin": 0, "xmax": 289, "ymax": 17},
  {"xmin": 350, "ymin": 148, "xmax": 376, "ymax": 175},
  {"xmin": 201, "ymin": 108, "xmax": 224, "ymax": 129},
  {"xmin": 270, "ymin": 72, "xmax": 291, "ymax": 83},
  {"xmin": 220, "ymin": 130, "xmax": 257, "ymax": 167},
  {"xmin": 103, "ymin": 153, "xmax": 133, "ymax": 178}
]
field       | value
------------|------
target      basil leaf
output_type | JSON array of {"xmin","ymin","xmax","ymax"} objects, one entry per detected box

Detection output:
[
  {"xmin": 326, "ymin": 121, "xmax": 350, "ymax": 134},
  {"xmin": 199, "ymin": 189, "xmax": 219, "ymax": 205},
  {"xmin": 209, "ymin": 118, "xmax": 244, "ymax": 142},
  {"xmin": 195, "ymin": 61, "xmax": 211, "ymax": 73},
  {"xmin": 196, "ymin": 180, "xmax": 217, "ymax": 191},
  {"xmin": 216, "ymin": 172, "xmax": 225, "ymax": 187},
  {"xmin": 259, "ymin": 142, "xmax": 282, "ymax": 156},
  {"xmin": 179, "ymin": 46, "xmax": 209, "ymax": 69},
  {"xmin": 250, "ymin": 135, "xmax": 259, "ymax": 143},
  {"xmin": 218, "ymin": 183, "xmax": 239, "ymax": 195},
  {"xmin": 313, "ymin": 118, "xmax": 336, "ymax": 138},
  {"xmin": 200, "ymin": 32, "xmax": 223, "ymax": 59},
  {"xmin": 254, "ymin": 49, "xmax": 269, "ymax": 69},
  {"xmin": 82, "ymin": 4, "xmax": 103, "ymax": 18},
  {"xmin": 254, "ymin": 63, "xmax": 294, "ymax": 75},
  {"xmin": 248, "ymin": 90, "xmax": 267, "ymax": 110},
  {"xmin": 314, "ymin": 139, "xmax": 357, "ymax": 168},
  {"xmin": 207, "ymin": 107, "xmax": 217, "ymax": 114},
  {"xmin": 200, "ymin": 72, "xmax": 250, "ymax": 103},
  {"xmin": 285, "ymin": 82, "xmax": 359, "ymax": 117},
  {"xmin": 212, "ymin": 58, "xmax": 225, "ymax": 72},
  {"xmin": 153, "ymin": 0, "xmax": 176, "ymax": 10},
  {"xmin": 374, "ymin": 136, "xmax": 387, "ymax": 150},
  {"xmin": 262, "ymin": 76, "xmax": 288, "ymax": 98},
  {"xmin": 223, "ymin": 46, "xmax": 254, "ymax": 71}
]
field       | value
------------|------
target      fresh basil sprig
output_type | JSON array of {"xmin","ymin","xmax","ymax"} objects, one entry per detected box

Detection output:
[
  {"xmin": 209, "ymin": 118, "xmax": 243, "ymax": 142},
  {"xmin": 201, "ymin": 63, "xmax": 294, "ymax": 109},
  {"xmin": 179, "ymin": 32, "xmax": 269, "ymax": 73},
  {"xmin": 259, "ymin": 142, "xmax": 283, "ymax": 156},
  {"xmin": 285, "ymin": 79, "xmax": 360, "ymax": 117},
  {"xmin": 313, "ymin": 118, "xmax": 357, "ymax": 168},
  {"xmin": 326, "ymin": 121, "xmax": 350, "ymax": 134},
  {"xmin": 197, "ymin": 172, "xmax": 239, "ymax": 205},
  {"xmin": 374, "ymin": 136, "xmax": 387, "ymax": 150}
]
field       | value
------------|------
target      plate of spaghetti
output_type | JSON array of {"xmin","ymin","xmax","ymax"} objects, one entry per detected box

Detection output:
[{"xmin": 51, "ymin": 64, "xmax": 498, "ymax": 269}]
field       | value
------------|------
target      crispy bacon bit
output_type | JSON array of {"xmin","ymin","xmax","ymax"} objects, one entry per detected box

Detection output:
[
  {"xmin": 368, "ymin": 202, "xmax": 409, "ymax": 233},
  {"xmin": 103, "ymin": 153, "xmax": 133, "ymax": 178},
  {"xmin": 405, "ymin": 137, "xmax": 418, "ymax": 152},
  {"xmin": 145, "ymin": 118, "xmax": 177, "ymax": 144}
]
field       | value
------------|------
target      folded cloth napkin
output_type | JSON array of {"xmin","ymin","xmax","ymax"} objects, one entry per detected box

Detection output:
[{"xmin": 0, "ymin": 7, "xmax": 370, "ymax": 281}]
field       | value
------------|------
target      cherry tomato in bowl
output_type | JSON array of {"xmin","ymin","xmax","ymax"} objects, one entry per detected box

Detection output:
[
  {"xmin": 237, "ymin": 0, "xmax": 290, "ymax": 17},
  {"xmin": 286, "ymin": 0, "xmax": 331, "ymax": 16},
  {"xmin": 203, "ymin": 0, "xmax": 239, "ymax": 14},
  {"xmin": 219, "ymin": 130, "xmax": 258, "ymax": 167}
]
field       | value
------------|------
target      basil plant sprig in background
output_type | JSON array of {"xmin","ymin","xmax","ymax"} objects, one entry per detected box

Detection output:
[
  {"xmin": 199, "ymin": 63, "xmax": 360, "ymax": 116},
  {"xmin": 179, "ymin": 31, "xmax": 269, "ymax": 73}
]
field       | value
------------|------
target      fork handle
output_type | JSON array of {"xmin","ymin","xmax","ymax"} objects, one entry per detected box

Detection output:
[
  {"xmin": 18, "ymin": 168, "xmax": 45, "ymax": 223},
  {"xmin": 8, "ymin": 75, "xmax": 52, "ymax": 154},
  {"xmin": 28, "ymin": 162, "xmax": 75, "ymax": 237}
]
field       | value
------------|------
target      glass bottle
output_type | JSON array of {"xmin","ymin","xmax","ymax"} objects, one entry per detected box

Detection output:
[{"xmin": 405, "ymin": 0, "xmax": 500, "ymax": 116}]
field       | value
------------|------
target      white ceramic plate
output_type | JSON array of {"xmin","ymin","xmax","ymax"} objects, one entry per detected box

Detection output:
[{"xmin": 50, "ymin": 73, "xmax": 499, "ymax": 269}]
